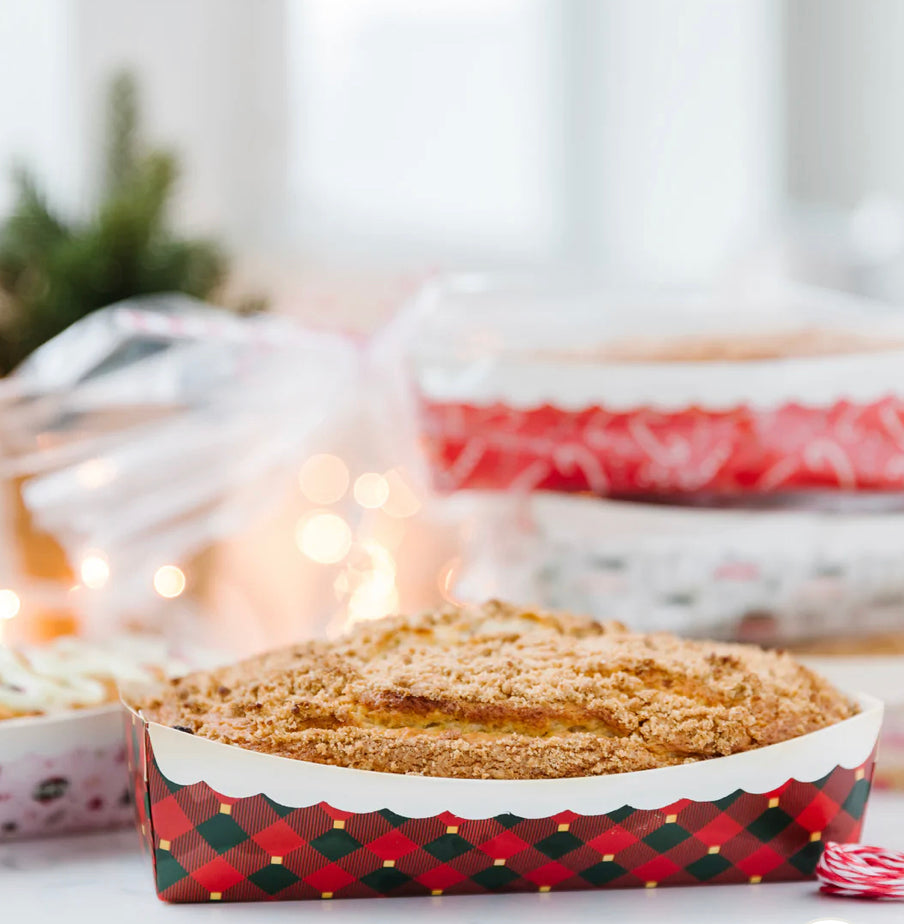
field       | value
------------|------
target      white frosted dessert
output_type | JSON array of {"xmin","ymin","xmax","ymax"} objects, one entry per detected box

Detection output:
[{"xmin": 0, "ymin": 635, "xmax": 190, "ymax": 719}]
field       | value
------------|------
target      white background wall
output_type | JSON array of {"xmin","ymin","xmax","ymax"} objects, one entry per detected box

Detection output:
[
  {"xmin": 0, "ymin": 0, "xmax": 289, "ymax": 249},
  {"xmin": 0, "ymin": 1, "xmax": 77, "ymax": 216},
  {"xmin": 575, "ymin": 1, "xmax": 781, "ymax": 281},
  {"xmin": 288, "ymin": 0, "xmax": 781, "ymax": 281},
  {"xmin": 786, "ymin": 0, "xmax": 904, "ymax": 209},
  {"xmin": 289, "ymin": 0, "xmax": 565, "ymax": 264},
  {"xmin": 2, "ymin": 0, "xmax": 901, "ymax": 288}
]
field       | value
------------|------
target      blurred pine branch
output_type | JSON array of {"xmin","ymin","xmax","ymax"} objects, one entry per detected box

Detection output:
[{"xmin": 0, "ymin": 71, "xmax": 259, "ymax": 375}]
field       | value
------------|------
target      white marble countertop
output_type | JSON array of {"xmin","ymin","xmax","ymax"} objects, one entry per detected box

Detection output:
[{"xmin": 3, "ymin": 792, "xmax": 904, "ymax": 923}]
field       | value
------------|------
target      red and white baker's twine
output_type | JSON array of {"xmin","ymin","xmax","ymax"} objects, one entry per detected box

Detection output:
[{"xmin": 817, "ymin": 842, "xmax": 904, "ymax": 900}]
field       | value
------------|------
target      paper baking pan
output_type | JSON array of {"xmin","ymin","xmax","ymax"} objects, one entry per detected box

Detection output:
[
  {"xmin": 403, "ymin": 276, "xmax": 904, "ymax": 496},
  {"xmin": 452, "ymin": 492, "xmax": 904, "ymax": 644},
  {"xmin": 800, "ymin": 655, "xmax": 904, "ymax": 790},
  {"xmin": 0, "ymin": 705, "xmax": 133, "ymax": 840},
  {"xmin": 125, "ymin": 693, "xmax": 882, "ymax": 902}
]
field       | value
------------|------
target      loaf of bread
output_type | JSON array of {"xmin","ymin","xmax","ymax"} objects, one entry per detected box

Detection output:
[{"xmin": 139, "ymin": 601, "xmax": 855, "ymax": 780}]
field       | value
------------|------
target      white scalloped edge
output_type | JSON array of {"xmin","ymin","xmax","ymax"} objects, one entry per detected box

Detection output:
[
  {"xmin": 141, "ymin": 694, "xmax": 882, "ymax": 819},
  {"xmin": 406, "ymin": 277, "xmax": 904, "ymax": 412},
  {"xmin": 416, "ymin": 352, "xmax": 904, "ymax": 412},
  {"xmin": 1, "ymin": 705, "xmax": 123, "ymax": 762}
]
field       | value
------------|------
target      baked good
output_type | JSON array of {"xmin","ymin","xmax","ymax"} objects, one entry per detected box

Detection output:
[
  {"xmin": 0, "ymin": 635, "xmax": 188, "ymax": 720},
  {"xmin": 789, "ymin": 632, "xmax": 904, "ymax": 656},
  {"xmin": 544, "ymin": 328, "xmax": 904, "ymax": 364},
  {"xmin": 139, "ymin": 601, "xmax": 854, "ymax": 780}
]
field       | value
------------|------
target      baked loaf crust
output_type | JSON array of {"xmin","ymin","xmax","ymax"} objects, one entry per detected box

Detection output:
[
  {"xmin": 139, "ymin": 602, "xmax": 855, "ymax": 780},
  {"xmin": 551, "ymin": 328, "xmax": 904, "ymax": 364}
]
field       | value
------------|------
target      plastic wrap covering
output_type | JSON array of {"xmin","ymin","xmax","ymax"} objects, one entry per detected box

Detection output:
[
  {"xmin": 0, "ymin": 295, "xmax": 361, "ymax": 651},
  {"xmin": 402, "ymin": 275, "xmax": 904, "ymax": 496}
]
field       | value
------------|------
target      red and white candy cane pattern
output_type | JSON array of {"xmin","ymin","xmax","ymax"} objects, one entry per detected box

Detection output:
[
  {"xmin": 419, "ymin": 398, "xmax": 904, "ymax": 495},
  {"xmin": 817, "ymin": 841, "xmax": 904, "ymax": 900}
]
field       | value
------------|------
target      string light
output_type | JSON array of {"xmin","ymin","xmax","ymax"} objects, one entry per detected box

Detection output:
[
  {"xmin": 360, "ymin": 541, "xmax": 395, "ymax": 592},
  {"xmin": 348, "ymin": 584, "xmax": 399, "ymax": 625},
  {"xmin": 353, "ymin": 472, "xmax": 390, "ymax": 509},
  {"xmin": 344, "ymin": 540, "xmax": 398, "ymax": 626},
  {"xmin": 298, "ymin": 454, "xmax": 349, "ymax": 505},
  {"xmin": 153, "ymin": 565, "xmax": 186, "ymax": 599},
  {"xmin": 296, "ymin": 512, "xmax": 352, "ymax": 564},
  {"xmin": 80, "ymin": 552, "xmax": 110, "ymax": 589},
  {"xmin": 0, "ymin": 589, "xmax": 20, "ymax": 620}
]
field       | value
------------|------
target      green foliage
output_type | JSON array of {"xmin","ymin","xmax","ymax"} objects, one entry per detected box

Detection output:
[{"xmin": 0, "ymin": 72, "xmax": 234, "ymax": 375}]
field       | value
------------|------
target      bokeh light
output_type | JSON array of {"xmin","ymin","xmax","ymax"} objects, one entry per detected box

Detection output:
[
  {"xmin": 348, "ymin": 584, "xmax": 399, "ymax": 625},
  {"xmin": 381, "ymin": 468, "xmax": 422, "ymax": 518},
  {"xmin": 80, "ymin": 552, "xmax": 110, "ymax": 589},
  {"xmin": 154, "ymin": 565, "xmax": 187, "ymax": 599},
  {"xmin": 76, "ymin": 457, "xmax": 117, "ymax": 490},
  {"xmin": 353, "ymin": 472, "xmax": 390, "ymax": 509},
  {"xmin": 296, "ymin": 511, "xmax": 352, "ymax": 564},
  {"xmin": 298, "ymin": 453, "xmax": 349, "ymax": 505},
  {"xmin": 0, "ymin": 589, "xmax": 21, "ymax": 620},
  {"xmin": 336, "ymin": 540, "xmax": 399, "ymax": 626},
  {"xmin": 437, "ymin": 556, "xmax": 464, "ymax": 604}
]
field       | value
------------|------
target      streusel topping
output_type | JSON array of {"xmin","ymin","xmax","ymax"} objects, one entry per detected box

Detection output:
[{"xmin": 139, "ymin": 601, "xmax": 854, "ymax": 779}]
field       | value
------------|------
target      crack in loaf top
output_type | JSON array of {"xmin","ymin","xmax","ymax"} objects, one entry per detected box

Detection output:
[{"xmin": 138, "ymin": 601, "xmax": 855, "ymax": 780}]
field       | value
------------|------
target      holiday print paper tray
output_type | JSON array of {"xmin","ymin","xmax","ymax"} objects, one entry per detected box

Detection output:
[
  {"xmin": 452, "ymin": 492, "xmax": 904, "ymax": 645},
  {"xmin": 0, "ymin": 706, "xmax": 134, "ymax": 840},
  {"xmin": 125, "ymin": 693, "xmax": 882, "ymax": 903},
  {"xmin": 403, "ymin": 277, "xmax": 904, "ymax": 496}
]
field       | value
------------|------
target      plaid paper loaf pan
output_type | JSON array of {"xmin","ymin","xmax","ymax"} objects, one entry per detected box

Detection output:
[{"xmin": 126, "ymin": 695, "xmax": 881, "ymax": 903}]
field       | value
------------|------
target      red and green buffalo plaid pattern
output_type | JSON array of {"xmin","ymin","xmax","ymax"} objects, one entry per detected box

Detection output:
[{"xmin": 126, "ymin": 714, "xmax": 874, "ymax": 903}]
